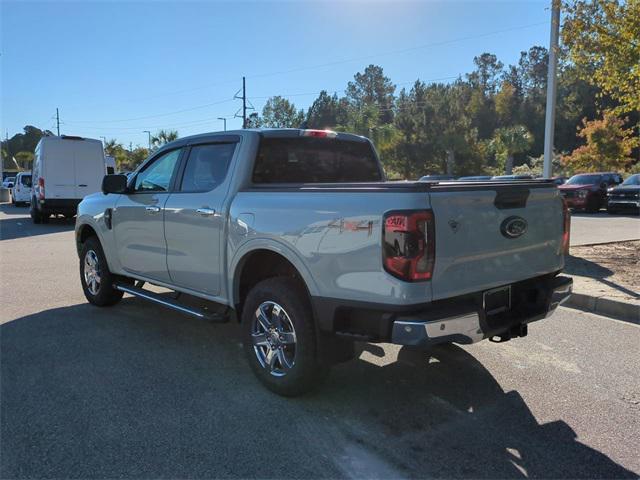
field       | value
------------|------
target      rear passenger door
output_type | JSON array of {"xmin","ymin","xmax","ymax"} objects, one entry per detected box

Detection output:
[{"xmin": 163, "ymin": 140, "xmax": 238, "ymax": 296}]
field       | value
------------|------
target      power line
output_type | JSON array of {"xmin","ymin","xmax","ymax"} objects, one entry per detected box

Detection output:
[
  {"xmin": 64, "ymin": 98, "xmax": 236, "ymax": 124},
  {"xmin": 245, "ymin": 22, "xmax": 547, "ymax": 80},
  {"xmin": 60, "ymin": 114, "xmax": 236, "ymax": 133},
  {"xmin": 61, "ymin": 21, "xmax": 545, "ymax": 112}
]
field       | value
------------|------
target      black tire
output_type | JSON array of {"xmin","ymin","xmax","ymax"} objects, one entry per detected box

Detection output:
[
  {"xmin": 606, "ymin": 207, "xmax": 617, "ymax": 215},
  {"xmin": 79, "ymin": 236, "xmax": 124, "ymax": 306},
  {"xmin": 30, "ymin": 199, "xmax": 42, "ymax": 224},
  {"xmin": 242, "ymin": 277, "xmax": 329, "ymax": 396}
]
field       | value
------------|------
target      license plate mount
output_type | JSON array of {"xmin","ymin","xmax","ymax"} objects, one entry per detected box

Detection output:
[{"xmin": 483, "ymin": 285, "xmax": 511, "ymax": 316}]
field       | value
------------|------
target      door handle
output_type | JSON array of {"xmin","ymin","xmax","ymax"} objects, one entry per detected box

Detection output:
[
  {"xmin": 145, "ymin": 206, "xmax": 161, "ymax": 213},
  {"xmin": 196, "ymin": 207, "xmax": 216, "ymax": 216}
]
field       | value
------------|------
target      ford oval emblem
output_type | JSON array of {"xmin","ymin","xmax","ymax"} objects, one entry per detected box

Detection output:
[{"xmin": 501, "ymin": 216, "xmax": 528, "ymax": 239}]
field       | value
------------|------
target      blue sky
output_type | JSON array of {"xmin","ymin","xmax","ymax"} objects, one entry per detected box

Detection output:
[{"xmin": 2, "ymin": 0, "xmax": 551, "ymax": 148}]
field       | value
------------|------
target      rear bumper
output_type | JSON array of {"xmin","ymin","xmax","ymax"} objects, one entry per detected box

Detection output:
[
  {"xmin": 391, "ymin": 276, "xmax": 572, "ymax": 347},
  {"xmin": 313, "ymin": 274, "xmax": 573, "ymax": 347},
  {"xmin": 39, "ymin": 198, "xmax": 81, "ymax": 213}
]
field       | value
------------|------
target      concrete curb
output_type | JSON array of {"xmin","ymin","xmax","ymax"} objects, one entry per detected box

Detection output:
[{"xmin": 564, "ymin": 292, "xmax": 640, "ymax": 324}]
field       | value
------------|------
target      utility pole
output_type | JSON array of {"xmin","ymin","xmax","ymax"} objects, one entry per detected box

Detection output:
[
  {"xmin": 143, "ymin": 130, "xmax": 151, "ymax": 150},
  {"xmin": 543, "ymin": 0, "xmax": 560, "ymax": 179},
  {"xmin": 56, "ymin": 108, "xmax": 60, "ymax": 136},
  {"xmin": 234, "ymin": 77, "xmax": 248, "ymax": 128},
  {"xmin": 218, "ymin": 118, "xmax": 227, "ymax": 131},
  {"xmin": 242, "ymin": 76, "xmax": 247, "ymax": 128}
]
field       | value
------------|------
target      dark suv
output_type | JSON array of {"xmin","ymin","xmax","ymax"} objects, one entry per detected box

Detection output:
[
  {"xmin": 607, "ymin": 174, "xmax": 640, "ymax": 214},
  {"xmin": 558, "ymin": 172, "xmax": 623, "ymax": 212}
]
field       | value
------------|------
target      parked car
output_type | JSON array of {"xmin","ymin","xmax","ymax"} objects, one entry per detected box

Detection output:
[
  {"xmin": 11, "ymin": 172, "xmax": 32, "ymax": 206},
  {"xmin": 2, "ymin": 176, "xmax": 16, "ymax": 189},
  {"xmin": 607, "ymin": 173, "xmax": 640, "ymax": 215},
  {"xmin": 419, "ymin": 174, "xmax": 456, "ymax": 181},
  {"xmin": 76, "ymin": 129, "xmax": 572, "ymax": 396},
  {"xmin": 457, "ymin": 176, "xmax": 493, "ymax": 181},
  {"xmin": 31, "ymin": 135, "xmax": 106, "ymax": 223},
  {"xmin": 558, "ymin": 172, "xmax": 623, "ymax": 213},
  {"xmin": 491, "ymin": 175, "xmax": 534, "ymax": 180}
]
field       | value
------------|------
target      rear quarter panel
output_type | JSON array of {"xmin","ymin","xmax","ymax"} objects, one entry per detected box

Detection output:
[{"xmin": 228, "ymin": 190, "xmax": 434, "ymax": 306}]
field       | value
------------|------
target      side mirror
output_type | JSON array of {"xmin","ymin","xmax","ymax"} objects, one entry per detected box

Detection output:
[{"xmin": 102, "ymin": 174, "xmax": 128, "ymax": 194}]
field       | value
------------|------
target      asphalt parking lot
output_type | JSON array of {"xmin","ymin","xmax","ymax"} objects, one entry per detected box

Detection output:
[
  {"xmin": 570, "ymin": 211, "xmax": 640, "ymax": 246},
  {"xmin": 1, "ymin": 204, "xmax": 639, "ymax": 479}
]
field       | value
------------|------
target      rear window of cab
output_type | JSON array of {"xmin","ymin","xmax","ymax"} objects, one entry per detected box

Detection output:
[{"xmin": 252, "ymin": 137, "xmax": 382, "ymax": 184}]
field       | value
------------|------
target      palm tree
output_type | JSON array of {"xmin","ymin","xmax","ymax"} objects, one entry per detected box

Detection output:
[
  {"xmin": 490, "ymin": 125, "xmax": 533, "ymax": 174},
  {"xmin": 103, "ymin": 138, "xmax": 121, "ymax": 157},
  {"xmin": 150, "ymin": 130, "xmax": 179, "ymax": 150}
]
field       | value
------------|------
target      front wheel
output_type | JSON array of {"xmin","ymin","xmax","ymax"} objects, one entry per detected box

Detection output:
[
  {"xmin": 242, "ymin": 277, "xmax": 329, "ymax": 396},
  {"xmin": 80, "ymin": 236, "xmax": 124, "ymax": 306}
]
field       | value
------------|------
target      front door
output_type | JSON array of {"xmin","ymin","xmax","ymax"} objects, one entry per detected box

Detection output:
[
  {"xmin": 164, "ymin": 141, "xmax": 237, "ymax": 295},
  {"xmin": 114, "ymin": 148, "xmax": 183, "ymax": 282}
]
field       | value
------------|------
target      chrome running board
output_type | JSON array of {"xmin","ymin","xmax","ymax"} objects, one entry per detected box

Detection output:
[{"xmin": 114, "ymin": 283, "xmax": 227, "ymax": 322}]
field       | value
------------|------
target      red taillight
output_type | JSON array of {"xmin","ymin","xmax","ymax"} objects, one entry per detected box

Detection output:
[
  {"xmin": 300, "ymin": 129, "xmax": 337, "ymax": 138},
  {"xmin": 38, "ymin": 178, "xmax": 45, "ymax": 200},
  {"xmin": 562, "ymin": 199, "xmax": 571, "ymax": 255},
  {"xmin": 383, "ymin": 210, "xmax": 435, "ymax": 281}
]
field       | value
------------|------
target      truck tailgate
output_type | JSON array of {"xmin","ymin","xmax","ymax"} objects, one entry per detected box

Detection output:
[{"xmin": 429, "ymin": 184, "xmax": 565, "ymax": 300}]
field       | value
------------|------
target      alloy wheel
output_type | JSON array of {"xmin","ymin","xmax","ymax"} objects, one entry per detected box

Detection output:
[
  {"xmin": 251, "ymin": 301, "xmax": 297, "ymax": 377},
  {"xmin": 83, "ymin": 250, "xmax": 102, "ymax": 295}
]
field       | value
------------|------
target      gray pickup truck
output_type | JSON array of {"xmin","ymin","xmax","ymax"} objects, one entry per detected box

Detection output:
[{"xmin": 75, "ymin": 129, "xmax": 572, "ymax": 396}]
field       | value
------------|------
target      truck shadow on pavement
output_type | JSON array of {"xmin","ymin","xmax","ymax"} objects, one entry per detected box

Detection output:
[
  {"xmin": 565, "ymin": 254, "xmax": 640, "ymax": 299},
  {"xmin": 0, "ymin": 204, "xmax": 75, "ymax": 241},
  {"xmin": 1, "ymin": 300, "xmax": 637, "ymax": 479}
]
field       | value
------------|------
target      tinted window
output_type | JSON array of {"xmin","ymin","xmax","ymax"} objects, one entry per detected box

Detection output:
[
  {"xmin": 180, "ymin": 143, "xmax": 236, "ymax": 192},
  {"xmin": 134, "ymin": 149, "xmax": 181, "ymax": 192},
  {"xmin": 20, "ymin": 175, "xmax": 32, "ymax": 187},
  {"xmin": 253, "ymin": 137, "xmax": 382, "ymax": 184}
]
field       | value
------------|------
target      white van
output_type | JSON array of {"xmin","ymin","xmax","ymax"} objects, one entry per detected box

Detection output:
[
  {"xmin": 104, "ymin": 155, "xmax": 116, "ymax": 174},
  {"xmin": 11, "ymin": 172, "xmax": 32, "ymax": 206},
  {"xmin": 31, "ymin": 135, "xmax": 105, "ymax": 223}
]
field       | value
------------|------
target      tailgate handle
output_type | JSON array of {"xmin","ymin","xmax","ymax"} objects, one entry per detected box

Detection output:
[{"xmin": 494, "ymin": 189, "xmax": 530, "ymax": 209}]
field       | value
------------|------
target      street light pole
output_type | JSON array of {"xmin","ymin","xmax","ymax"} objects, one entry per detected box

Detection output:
[
  {"xmin": 543, "ymin": 0, "xmax": 561, "ymax": 178},
  {"xmin": 143, "ymin": 130, "xmax": 151, "ymax": 150},
  {"xmin": 218, "ymin": 117, "xmax": 227, "ymax": 131}
]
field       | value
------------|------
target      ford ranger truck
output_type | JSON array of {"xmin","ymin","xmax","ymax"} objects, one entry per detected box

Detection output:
[{"xmin": 75, "ymin": 129, "xmax": 572, "ymax": 396}]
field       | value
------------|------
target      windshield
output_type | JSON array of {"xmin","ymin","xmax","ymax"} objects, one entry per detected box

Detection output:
[
  {"xmin": 621, "ymin": 174, "xmax": 639, "ymax": 186},
  {"xmin": 566, "ymin": 174, "xmax": 602, "ymax": 185}
]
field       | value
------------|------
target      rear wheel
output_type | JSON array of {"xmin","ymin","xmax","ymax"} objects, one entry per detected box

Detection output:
[
  {"xmin": 80, "ymin": 236, "xmax": 124, "ymax": 306},
  {"xmin": 30, "ymin": 198, "xmax": 42, "ymax": 224},
  {"xmin": 242, "ymin": 277, "xmax": 329, "ymax": 396}
]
